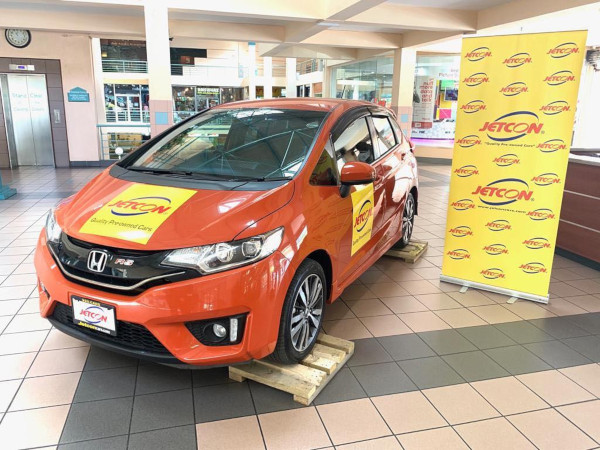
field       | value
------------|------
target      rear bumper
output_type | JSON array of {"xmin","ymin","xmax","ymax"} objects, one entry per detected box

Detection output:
[{"xmin": 35, "ymin": 230, "xmax": 293, "ymax": 366}]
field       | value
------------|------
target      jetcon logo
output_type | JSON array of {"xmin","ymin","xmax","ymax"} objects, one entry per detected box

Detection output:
[
  {"xmin": 449, "ymin": 226, "xmax": 473, "ymax": 238},
  {"xmin": 80, "ymin": 306, "xmax": 109, "ymax": 325},
  {"xmin": 527, "ymin": 208, "xmax": 555, "ymax": 221},
  {"xmin": 461, "ymin": 100, "xmax": 486, "ymax": 114},
  {"xmin": 547, "ymin": 42, "xmax": 579, "ymax": 58},
  {"xmin": 523, "ymin": 237, "xmax": 552, "ymax": 250},
  {"xmin": 108, "ymin": 196, "xmax": 172, "ymax": 217},
  {"xmin": 479, "ymin": 111, "xmax": 543, "ymax": 142},
  {"xmin": 544, "ymin": 70, "xmax": 575, "ymax": 86},
  {"xmin": 537, "ymin": 139, "xmax": 566, "ymax": 153},
  {"xmin": 463, "ymin": 72, "xmax": 489, "ymax": 86},
  {"xmin": 451, "ymin": 199, "xmax": 476, "ymax": 211},
  {"xmin": 454, "ymin": 165, "xmax": 479, "ymax": 177},
  {"xmin": 500, "ymin": 82, "xmax": 528, "ymax": 96},
  {"xmin": 483, "ymin": 244, "xmax": 509, "ymax": 255},
  {"xmin": 481, "ymin": 268, "xmax": 505, "ymax": 279},
  {"xmin": 354, "ymin": 200, "xmax": 373, "ymax": 232},
  {"xmin": 520, "ymin": 262, "xmax": 547, "ymax": 274},
  {"xmin": 503, "ymin": 52, "xmax": 532, "ymax": 67},
  {"xmin": 531, "ymin": 173, "xmax": 561, "ymax": 186},
  {"xmin": 472, "ymin": 178, "xmax": 533, "ymax": 206},
  {"xmin": 486, "ymin": 219, "xmax": 511, "ymax": 231},
  {"xmin": 447, "ymin": 249, "xmax": 470, "ymax": 260},
  {"xmin": 494, "ymin": 154, "xmax": 520, "ymax": 167},
  {"xmin": 540, "ymin": 101, "xmax": 570, "ymax": 115},
  {"xmin": 466, "ymin": 46, "xmax": 492, "ymax": 61},
  {"xmin": 456, "ymin": 135, "xmax": 481, "ymax": 148}
]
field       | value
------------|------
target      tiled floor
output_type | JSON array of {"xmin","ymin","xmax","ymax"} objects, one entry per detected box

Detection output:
[{"xmin": 0, "ymin": 165, "xmax": 599, "ymax": 449}]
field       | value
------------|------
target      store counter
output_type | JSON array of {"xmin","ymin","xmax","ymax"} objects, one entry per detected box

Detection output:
[{"xmin": 556, "ymin": 150, "xmax": 600, "ymax": 264}]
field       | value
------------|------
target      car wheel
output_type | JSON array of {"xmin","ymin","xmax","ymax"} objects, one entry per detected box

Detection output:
[
  {"xmin": 271, "ymin": 258, "xmax": 326, "ymax": 364},
  {"xmin": 393, "ymin": 192, "xmax": 415, "ymax": 249}
]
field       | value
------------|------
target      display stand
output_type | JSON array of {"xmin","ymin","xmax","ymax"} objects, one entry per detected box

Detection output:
[
  {"xmin": 384, "ymin": 239, "xmax": 428, "ymax": 263},
  {"xmin": 229, "ymin": 333, "xmax": 354, "ymax": 406},
  {"xmin": 0, "ymin": 173, "xmax": 16, "ymax": 199}
]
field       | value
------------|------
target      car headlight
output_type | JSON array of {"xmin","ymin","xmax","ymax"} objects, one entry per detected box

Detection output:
[
  {"xmin": 45, "ymin": 208, "xmax": 62, "ymax": 243},
  {"xmin": 162, "ymin": 227, "xmax": 284, "ymax": 274}
]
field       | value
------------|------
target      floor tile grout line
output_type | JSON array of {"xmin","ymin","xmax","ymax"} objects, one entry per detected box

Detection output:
[
  {"xmin": 123, "ymin": 359, "xmax": 140, "ymax": 448},
  {"xmin": 552, "ymin": 401, "xmax": 600, "ymax": 447},
  {"xmin": 245, "ymin": 380, "xmax": 269, "ymax": 450}
]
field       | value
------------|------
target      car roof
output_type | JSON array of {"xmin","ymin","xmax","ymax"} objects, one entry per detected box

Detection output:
[{"xmin": 215, "ymin": 97, "xmax": 377, "ymax": 113}]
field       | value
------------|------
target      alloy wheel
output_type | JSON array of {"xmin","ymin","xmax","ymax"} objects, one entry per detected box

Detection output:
[
  {"xmin": 290, "ymin": 274, "xmax": 324, "ymax": 352},
  {"xmin": 402, "ymin": 195, "xmax": 415, "ymax": 245}
]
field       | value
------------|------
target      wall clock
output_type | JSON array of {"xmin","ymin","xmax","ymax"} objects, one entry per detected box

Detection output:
[{"xmin": 5, "ymin": 29, "xmax": 31, "ymax": 49}]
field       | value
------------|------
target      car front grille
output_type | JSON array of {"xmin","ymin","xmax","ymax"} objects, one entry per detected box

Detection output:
[{"xmin": 51, "ymin": 302, "xmax": 171, "ymax": 354}]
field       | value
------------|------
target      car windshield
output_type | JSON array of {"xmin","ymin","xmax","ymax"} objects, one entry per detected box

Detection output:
[{"xmin": 126, "ymin": 107, "xmax": 328, "ymax": 181}]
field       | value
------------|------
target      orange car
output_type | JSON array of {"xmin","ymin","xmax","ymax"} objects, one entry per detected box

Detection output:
[{"xmin": 35, "ymin": 99, "xmax": 418, "ymax": 366}]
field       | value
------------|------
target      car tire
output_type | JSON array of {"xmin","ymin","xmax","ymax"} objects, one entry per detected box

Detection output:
[
  {"xmin": 393, "ymin": 192, "xmax": 415, "ymax": 250},
  {"xmin": 271, "ymin": 258, "xmax": 326, "ymax": 364}
]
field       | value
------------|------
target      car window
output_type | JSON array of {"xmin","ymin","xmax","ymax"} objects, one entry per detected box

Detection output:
[
  {"xmin": 372, "ymin": 117, "xmax": 397, "ymax": 157},
  {"xmin": 388, "ymin": 117, "xmax": 404, "ymax": 145},
  {"xmin": 310, "ymin": 139, "xmax": 339, "ymax": 186},
  {"xmin": 126, "ymin": 108, "xmax": 327, "ymax": 181},
  {"xmin": 333, "ymin": 117, "xmax": 374, "ymax": 172}
]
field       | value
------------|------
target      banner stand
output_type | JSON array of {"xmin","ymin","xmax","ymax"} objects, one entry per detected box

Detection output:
[{"xmin": 440, "ymin": 275, "xmax": 549, "ymax": 304}]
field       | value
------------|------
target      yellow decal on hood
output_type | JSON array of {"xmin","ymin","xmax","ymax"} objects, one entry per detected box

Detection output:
[
  {"xmin": 351, "ymin": 184, "xmax": 374, "ymax": 256},
  {"xmin": 79, "ymin": 184, "xmax": 196, "ymax": 244}
]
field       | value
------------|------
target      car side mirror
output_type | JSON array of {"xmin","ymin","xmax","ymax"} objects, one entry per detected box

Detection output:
[
  {"xmin": 339, "ymin": 162, "xmax": 376, "ymax": 198},
  {"xmin": 340, "ymin": 161, "xmax": 376, "ymax": 186}
]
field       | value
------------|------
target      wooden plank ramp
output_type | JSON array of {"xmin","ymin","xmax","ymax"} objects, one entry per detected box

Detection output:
[
  {"xmin": 229, "ymin": 333, "xmax": 354, "ymax": 406},
  {"xmin": 384, "ymin": 239, "xmax": 428, "ymax": 263}
]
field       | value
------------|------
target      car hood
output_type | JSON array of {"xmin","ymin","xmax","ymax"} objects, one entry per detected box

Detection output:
[{"xmin": 57, "ymin": 170, "xmax": 295, "ymax": 251}]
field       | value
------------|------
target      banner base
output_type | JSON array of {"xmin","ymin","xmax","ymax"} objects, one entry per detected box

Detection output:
[{"xmin": 440, "ymin": 275, "xmax": 549, "ymax": 305}]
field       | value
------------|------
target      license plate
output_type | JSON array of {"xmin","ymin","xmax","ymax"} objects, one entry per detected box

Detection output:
[{"xmin": 71, "ymin": 296, "xmax": 117, "ymax": 336}]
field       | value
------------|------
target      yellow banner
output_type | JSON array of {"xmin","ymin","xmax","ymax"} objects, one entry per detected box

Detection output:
[
  {"xmin": 351, "ymin": 184, "xmax": 374, "ymax": 255},
  {"xmin": 441, "ymin": 31, "xmax": 587, "ymax": 302},
  {"xmin": 80, "ymin": 183, "xmax": 196, "ymax": 244}
]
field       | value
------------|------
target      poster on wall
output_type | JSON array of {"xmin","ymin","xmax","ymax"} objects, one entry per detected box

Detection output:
[
  {"xmin": 441, "ymin": 30, "xmax": 587, "ymax": 304},
  {"xmin": 412, "ymin": 76, "xmax": 435, "ymax": 129}
]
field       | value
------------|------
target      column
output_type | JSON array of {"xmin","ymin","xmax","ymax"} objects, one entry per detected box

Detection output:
[
  {"xmin": 391, "ymin": 47, "xmax": 417, "ymax": 137},
  {"xmin": 144, "ymin": 1, "xmax": 172, "ymax": 136},
  {"xmin": 285, "ymin": 57, "xmax": 297, "ymax": 98},
  {"xmin": 248, "ymin": 42, "xmax": 256, "ymax": 100},
  {"xmin": 263, "ymin": 57, "xmax": 273, "ymax": 99},
  {"xmin": 321, "ymin": 60, "xmax": 331, "ymax": 98}
]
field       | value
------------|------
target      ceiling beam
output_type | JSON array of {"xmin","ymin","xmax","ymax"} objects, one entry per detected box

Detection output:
[
  {"xmin": 347, "ymin": 3, "xmax": 477, "ymax": 32},
  {"xmin": 302, "ymin": 30, "xmax": 402, "ymax": 49},
  {"xmin": 169, "ymin": 19, "xmax": 284, "ymax": 43},
  {"xmin": 477, "ymin": 0, "xmax": 600, "ymax": 29}
]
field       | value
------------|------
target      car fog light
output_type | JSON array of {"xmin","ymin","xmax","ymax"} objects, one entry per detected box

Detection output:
[
  {"xmin": 213, "ymin": 323, "xmax": 227, "ymax": 338},
  {"xmin": 230, "ymin": 318, "xmax": 238, "ymax": 342}
]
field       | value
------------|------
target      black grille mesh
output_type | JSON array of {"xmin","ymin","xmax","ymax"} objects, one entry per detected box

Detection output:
[{"xmin": 51, "ymin": 302, "xmax": 171, "ymax": 354}]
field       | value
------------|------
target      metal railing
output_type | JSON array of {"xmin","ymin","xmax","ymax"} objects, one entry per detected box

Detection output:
[
  {"xmin": 170, "ymin": 64, "xmax": 248, "ymax": 78},
  {"xmin": 97, "ymin": 124, "xmax": 151, "ymax": 161},
  {"xmin": 101, "ymin": 59, "xmax": 148, "ymax": 73},
  {"xmin": 296, "ymin": 59, "xmax": 324, "ymax": 74},
  {"xmin": 105, "ymin": 109, "xmax": 150, "ymax": 123}
]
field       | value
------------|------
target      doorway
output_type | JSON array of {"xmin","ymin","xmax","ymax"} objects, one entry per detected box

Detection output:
[{"xmin": 0, "ymin": 74, "xmax": 54, "ymax": 167}]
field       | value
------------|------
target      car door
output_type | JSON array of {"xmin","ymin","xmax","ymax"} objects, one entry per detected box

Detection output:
[
  {"xmin": 331, "ymin": 112, "xmax": 387, "ymax": 285},
  {"xmin": 370, "ymin": 114, "xmax": 412, "ymax": 245}
]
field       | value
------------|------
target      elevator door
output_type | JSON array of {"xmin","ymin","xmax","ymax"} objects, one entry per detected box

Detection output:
[{"xmin": 1, "ymin": 74, "xmax": 54, "ymax": 166}]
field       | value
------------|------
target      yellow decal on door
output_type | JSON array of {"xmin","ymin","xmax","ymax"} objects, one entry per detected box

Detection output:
[
  {"xmin": 351, "ymin": 184, "xmax": 374, "ymax": 256},
  {"xmin": 79, "ymin": 184, "xmax": 196, "ymax": 244}
]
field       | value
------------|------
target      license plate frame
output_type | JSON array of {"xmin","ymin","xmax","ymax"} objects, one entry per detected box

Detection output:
[{"xmin": 71, "ymin": 295, "xmax": 117, "ymax": 336}]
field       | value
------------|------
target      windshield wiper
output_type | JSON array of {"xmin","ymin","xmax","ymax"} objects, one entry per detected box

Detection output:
[
  {"xmin": 127, "ymin": 166, "xmax": 193, "ymax": 176},
  {"xmin": 230, "ymin": 176, "xmax": 293, "ymax": 182}
]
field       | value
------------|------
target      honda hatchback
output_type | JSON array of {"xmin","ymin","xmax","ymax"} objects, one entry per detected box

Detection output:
[{"xmin": 35, "ymin": 99, "xmax": 418, "ymax": 366}]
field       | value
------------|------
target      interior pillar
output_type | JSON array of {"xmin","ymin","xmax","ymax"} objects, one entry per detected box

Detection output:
[
  {"xmin": 263, "ymin": 57, "xmax": 273, "ymax": 99},
  {"xmin": 144, "ymin": 1, "xmax": 173, "ymax": 136},
  {"xmin": 286, "ymin": 57, "xmax": 297, "ymax": 98},
  {"xmin": 391, "ymin": 47, "xmax": 417, "ymax": 137},
  {"xmin": 248, "ymin": 43, "xmax": 257, "ymax": 100}
]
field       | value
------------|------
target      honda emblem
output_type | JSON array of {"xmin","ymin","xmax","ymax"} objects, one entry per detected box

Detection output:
[{"xmin": 87, "ymin": 250, "xmax": 108, "ymax": 273}]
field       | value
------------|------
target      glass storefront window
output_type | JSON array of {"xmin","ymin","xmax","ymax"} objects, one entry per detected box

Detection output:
[
  {"xmin": 412, "ymin": 54, "xmax": 460, "ymax": 140},
  {"xmin": 104, "ymin": 84, "xmax": 149, "ymax": 123},
  {"xmin": 331, "ymin": 56, "xmax": 394, "ymax": 107}
]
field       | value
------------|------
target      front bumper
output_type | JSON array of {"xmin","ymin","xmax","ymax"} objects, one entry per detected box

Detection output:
[{"xmin": 34, "ymin": 231, "xmax": 292, "ymax": 366}]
